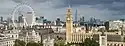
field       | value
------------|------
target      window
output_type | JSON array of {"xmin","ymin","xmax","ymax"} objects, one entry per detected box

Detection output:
[
  {"xmin": 12, "ymin": 35, "xmax": 13, "ymax": 38},
  {"xmin": 16, "ymin": 35, "xmax": 17, "ymax": 38},
  {"xmin": 102, "ymin": 37, "xmax": 105, "ymax": 45},
  {"xmin": 114, "ymin": 44, "xmax": 116, "ymax": 46},
  {"xmin": 117, "ymin": 44, "xmax": 119, "ymax": 46},
  {"xmin": 121, "ymin": 44, "xmax": 123, "ymax": 46},
  {"xmin": 107, "ymin": 44, "xmax": 109, "ymax": 45}
]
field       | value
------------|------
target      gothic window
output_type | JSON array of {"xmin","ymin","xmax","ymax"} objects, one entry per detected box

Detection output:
[
  {"xmin": 12, "ymin": 35, "xmax": 13, "ymax": 38},
  {"xmin": 121, "ymin": 44, "xmax": 123, "ymax": 46},
  {"xmin": 107, "ymin": 44, "xmax": 109, "ymax": 46},
  {"xmin": 117, "ymin": 44, "xmax": 119, "ymax": 46},
  {"xmin": 16, "ymin": 35, "xmax": 18, "ymax": 38},
  {"xmin": 114, "ymin": 44, "xmax": 116, "ymax": 46},
  {"xmin": 102, "ymin": 37, "xmax": 105, "ymax": 45},
  {"xmin": 110, "ymin": 44, "xmax": 112, "ymax": 46}
]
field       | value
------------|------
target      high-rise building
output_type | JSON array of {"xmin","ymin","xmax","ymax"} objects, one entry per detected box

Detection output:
[
  {"xmin": 7, "ymin": 17, "xmax": 12, "ymax": 24},
  {"xmin": 56, "ymin": 18, "xmax": 61, "ymax": 26},
  {"xmin": 80, "ymin": 16, "xmax": 84, "ymax": 22},
  {"xmin": 18, "ymin": 15, "xmax": 24, "ymax": 23},
  {"xmin": 90, "ymin": 17, "xmax": 96, "ymax": 24},
  {"xmin": 80, "ymin": 16, "xmax": 84, "ymax": 25},
  {"xmin": 104, "ymin": 21, "xmax": 109, "ymax": 30},
  {"xmin": 66, "ymin": 5, "xmax": 73, "ymax": 43},
  {"xmin": 25, "ymin": 12, "xmax": 34, "ymax": 26},
  {"xmin": 74, "ymin": 9, "xmax": 80, "ymax": 27},
  {"xmin": 36, "ymin": 16, "xmax": 44, "ymax": 23},
  {"xmin": 0, "ymin": 16, "xmax": 3, "ymax": 22},
  {"xmin": 39, "ymin": 16, "xmax": 44, "ymax": 23},
  {"xmin": 74, "ymin": 9, "xmax": 78, "ymax": 24}
]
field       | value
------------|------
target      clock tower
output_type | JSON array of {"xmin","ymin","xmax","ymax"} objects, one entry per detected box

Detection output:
[{"xmin": 66, "ymin": 6, "xmax": 73, "ymax": 43}]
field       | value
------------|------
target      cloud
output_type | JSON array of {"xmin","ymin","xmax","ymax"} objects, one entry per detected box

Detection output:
[{"xmin": 0, "ymin": 0, "xmax": 125, "ymax": 21}]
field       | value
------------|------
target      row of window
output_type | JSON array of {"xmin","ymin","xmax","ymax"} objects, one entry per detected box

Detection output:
[
  {"xmin": 71, "ymin": 34, "xmax": 91, "ymax": 42},
  {"xmin": 0, "ymin": 40, "xmax": 14, "ymax": 46},
  {"xmin": 107, "ymin": 43, "xmax": 124, "ymax": 46}
]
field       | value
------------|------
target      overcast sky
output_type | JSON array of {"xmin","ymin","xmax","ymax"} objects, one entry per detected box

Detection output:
[{"xmin": 0, "ymin": 0, "xmax": 125, "ymax": 21}]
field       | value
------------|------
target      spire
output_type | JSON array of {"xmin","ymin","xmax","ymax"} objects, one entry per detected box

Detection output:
[{"xmin": 68, "ymin": 4, "xmax": 71, "ymax": 8}]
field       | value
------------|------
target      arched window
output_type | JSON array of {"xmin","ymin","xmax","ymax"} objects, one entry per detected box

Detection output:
[
  {"xmin": 114, "ymin": 44, "xmax": 117, "ymax": 46},
  {"xmin": 16, "ymin": 35, "xmax": 18, "ymax": 38},
  {"xmin": 121, "ymin": 44, "xmax": 123, "ymax": 46},
  {"xmin": 110, "ymin": 44, "xmax": 112, "ymax": 46},
  {"xmin": 107, "ymin": 44, "xmax": 109, "ymax": 46},
  {"xmin": 12, "ymin": 35, "xmax": 13, "ymax": 38},
  {"xmin": 117, "ymin": 44, "xmax": 119, "ymax": 46}
]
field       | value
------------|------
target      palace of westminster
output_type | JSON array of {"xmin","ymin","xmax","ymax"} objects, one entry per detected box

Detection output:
[{"xmin": 65, "ymin": 5, "xmax": 125, "ymax": 46}]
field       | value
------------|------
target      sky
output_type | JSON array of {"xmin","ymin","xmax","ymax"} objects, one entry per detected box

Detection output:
[{"xmin": 0, "ymin": 0, "xmax": 125, "ymax": 21}]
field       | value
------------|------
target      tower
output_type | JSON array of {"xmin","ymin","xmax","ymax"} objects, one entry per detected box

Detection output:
[
  {"xmin": 74, "ymin": 9, "xmax": 79, "ymax": 27},
  {"xmin": 99, "ymin": 28, "xmax": 107, "ymax": 46},
  {"xmin": 104, "ymin": 21, "xmax": 109, "ymax": 30},
  {"xmin": 0, "ymin": 16, "xmax": 3, "ymax": 22},
  {"xmin": 120, "ymin": 25, "xmax": 125, "ymax": 42},
  {"xmin": 75, "ymin": 9, "xmax": 78, "ymax": 24},
  {"xmin": 66, "ymin": 5, "xmax": 73, "ymax": 43},
  {"xmin": 56, "ymin": 17, "xmax": 61, "ymax": 26},
  {"xmin": 80, "ymin": 16, "xmax": 84, "ymax": 26}
]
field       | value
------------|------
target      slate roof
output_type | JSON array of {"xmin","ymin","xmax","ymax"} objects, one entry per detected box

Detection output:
[{"xmin": 93, "ymin": 34, "xmax": 123, "ymax": 42}]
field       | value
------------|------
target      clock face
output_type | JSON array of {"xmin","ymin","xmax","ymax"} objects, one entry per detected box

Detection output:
[{"xmin": 67, "ymin": 18, "xmax": 70, "ymax": 20}]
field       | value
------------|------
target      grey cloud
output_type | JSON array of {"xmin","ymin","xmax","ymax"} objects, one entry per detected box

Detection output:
[
  {"xmin": 1, "ymin": 0, "xmax": 125, "ymax": 21},
  {"xmin": 12, "ymin": 0, "xmax": 24, "ymax": 3},
  {"xmin": 12, "ymin": 0, "xmax": 47, "ymax": 3},
  {"xmin": 52, "ymin": 0, "xmax": 125, "ymax": 17}
]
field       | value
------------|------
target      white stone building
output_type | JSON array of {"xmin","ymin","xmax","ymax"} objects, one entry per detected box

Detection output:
[
  {"xmin": 19, "ymin": 30, "xmax": 41, "ymax": 43},
  {"xmin": 0, "ymin": 30, "xmax": 19, "ymax": 39},
  {"xmin": 43, "ymin": 36, "xmax": 54, "ymax": 46},
  {"xmin": 109, "ymin": 20, "xmax": 125, "ymax": 30},
  {"xmin": 0, "ymin": 35, "xmax": 15, "ymax": 46},
  {"xmin": 51, "ymin": 25, "xmax": 66, "ymax": 33}
]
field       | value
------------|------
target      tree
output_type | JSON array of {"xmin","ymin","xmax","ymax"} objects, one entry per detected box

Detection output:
[
  {"xmin": 14, "ymin": 39, "xmax": 26, "ymax": 46},
  {"xmin": 82, "ymin": 38, "xmax": 99, "ymax": 46},
  {"xmin": 14, "ymin": 39, "xmax": 43, "ymax": 46},
  {"xmin": 54, "ymin": 40, "xmax": 66, "ymax": 46},
  {"xmin": 26, "ymin": 42, "xmax": 40, "ymax": 46}
]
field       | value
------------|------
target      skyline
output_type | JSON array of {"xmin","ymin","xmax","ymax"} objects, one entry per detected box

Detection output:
[{"xmin": 0, "ymin": 0, "xmax": 125, "ymax": 21}]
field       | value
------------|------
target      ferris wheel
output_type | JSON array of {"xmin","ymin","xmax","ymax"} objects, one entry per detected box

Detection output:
[{"xmin": 11, "ymin": 3, "xmax": 35, "ymax": 28}]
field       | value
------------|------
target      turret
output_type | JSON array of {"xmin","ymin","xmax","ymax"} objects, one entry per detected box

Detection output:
[
  {"xmin": 99, "ymin": 27, "xmax": 107, "ymax": 46},
  {"xmin": 66, "ymin": 3, "xmax": 73, "ymax": 43}
]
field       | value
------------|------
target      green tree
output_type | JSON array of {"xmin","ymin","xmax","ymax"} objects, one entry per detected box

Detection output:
[
  {"xmin": 14, "ymin": 39, "xmax": 26, "ymax": 46},
  {"xmin": 82, "ymin": 38, "xmax": 99, "ymax": 46},
  {"xmin": 54, "ymin": 40, "xmax": 66, "ymax": 46},
  {"xmin": 26, "ymin": 42, "xmax": 40, "ymax": 46},
  {"xmin": 14, "ymin": 39, "xmax": 43, "ymax": 46}
]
